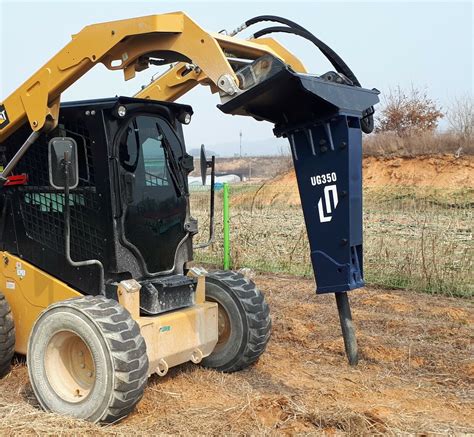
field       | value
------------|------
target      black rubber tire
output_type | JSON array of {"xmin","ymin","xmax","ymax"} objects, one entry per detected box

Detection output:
[
  {"xmin": 0, "ymin": 292, "xmax": 15, "ymax": 377},
  {"xmin": 27, "ymin": 295, "xmax": 148, "ymax": 423},
  {"xmin": 202, "ymin": 270, "xmax": 271, "ymax": 372}
]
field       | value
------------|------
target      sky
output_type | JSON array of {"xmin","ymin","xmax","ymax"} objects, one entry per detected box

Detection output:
[{"xmin": 0, "ymin": 0, "xmax": 472, "ymax": 156}]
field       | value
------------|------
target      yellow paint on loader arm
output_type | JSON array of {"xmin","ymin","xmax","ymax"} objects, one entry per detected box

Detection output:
[
  {"xmin": 0, "ymin": 251, "xmax": 81, "ymax": 354},
  {"xmin": 0, "ymin": 12, "xmax": 238, "ymax": 142},
  {"xmin": 134, "ymin": 35, "xmax": 307, "ymax": 102},
  {"xmin": 212, "ymin": 33, "xmax": 307, "ymax": 73},
  {"xmin": 0, "ymin": 11, "xmax": 307, "ymax": 141}
]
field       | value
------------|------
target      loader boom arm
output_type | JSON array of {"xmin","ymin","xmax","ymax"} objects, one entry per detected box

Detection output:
[
  {"xmin": 134, "ymin": 34, "xmax": 306, "ymax": 101},
  {"xmin": 0, "ymin": 12, "xmax": 305, "ymax": 143}
]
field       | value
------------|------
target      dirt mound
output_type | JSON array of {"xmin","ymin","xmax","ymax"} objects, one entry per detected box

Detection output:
[
  {"xmin": 363, "ymin": 155, "xmax": 473, "ymax": 187},
  {"xmin": 234, "ymin": 155, "xmax": 474, "ymax": 207}
]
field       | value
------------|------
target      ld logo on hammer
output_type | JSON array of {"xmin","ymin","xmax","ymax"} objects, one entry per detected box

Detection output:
[{"xmin": 318, "ymin": 184, "xmax": 338, "ymax": 223}]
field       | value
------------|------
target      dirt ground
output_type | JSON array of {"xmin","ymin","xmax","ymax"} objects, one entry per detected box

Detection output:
[
  {"xmin": 0, "ymin": 273, "xmax": 472, "ymax": 435},
  {"xmin": 362, "ymin": 155, "xmax": 474, "ymax": 188}
]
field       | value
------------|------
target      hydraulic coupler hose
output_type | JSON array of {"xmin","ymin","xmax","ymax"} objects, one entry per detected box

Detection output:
[
  {"xmin": 252, "ymin": 25, "xmax": 360, "ymax": 87},
  {"xmin": 245, "ymin": 16, "xmax": 360, "ymax": 85},
  {"xmin": 231, "ymin": 15, "xmax": 375, "ymax": 133}
]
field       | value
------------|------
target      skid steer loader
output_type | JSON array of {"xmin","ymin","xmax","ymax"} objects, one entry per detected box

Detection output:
[{"xmin": 0, "ymin": 12, "xmax": 378, "ymax": 422}]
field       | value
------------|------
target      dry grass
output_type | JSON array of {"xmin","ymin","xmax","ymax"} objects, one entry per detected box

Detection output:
[
  {"xmin": 364, "ymin": 187, "xmax": 473, "ymax": 295},
  {"xmin": 192, "ymin": 184, "xmax": 473, "ymax": 297},
  {"xmin": 363, "ymin": 131, "xmax": 473, "ymax": 157},
  {"xmin": 1, "ymin": 275, "xmax": 473, "ymax": 434}
]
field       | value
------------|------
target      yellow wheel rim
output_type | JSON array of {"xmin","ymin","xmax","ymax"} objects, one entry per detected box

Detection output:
[{"xmin": 44, "ymin": 331, "xmax": 96, "ymax": 403}]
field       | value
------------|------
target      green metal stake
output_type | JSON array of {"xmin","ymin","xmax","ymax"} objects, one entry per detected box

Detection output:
[{"xmin": 223, "ymin": 182, "xmax": 230, "ymax": 270}]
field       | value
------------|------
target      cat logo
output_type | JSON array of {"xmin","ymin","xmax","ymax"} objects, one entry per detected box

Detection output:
[
  {"xmin": 317, "ymin": 184, "xmax": 339, "ymax": 223},
  {"xmin": 0, "ymin": 105, "xmax": 10, "ymax": 129}
]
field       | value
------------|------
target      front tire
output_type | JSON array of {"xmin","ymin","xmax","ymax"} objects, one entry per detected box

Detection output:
[
  {"xmin": 27, "ymin": 296, "xmax": 148, "ymax": 423},
  {"xmin": 202, "ymin": 271, "xmax": 271, "ymax": 372}
]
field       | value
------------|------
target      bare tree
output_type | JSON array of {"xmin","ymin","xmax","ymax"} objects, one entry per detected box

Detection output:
[
  {"xmin": 376, "ymin": 86, "xmax": 444, "ymax": 136},
  {"xmin": 446, "ymin": 94, "xmax": 474, "ymax": 140},
  {"xmin": 277, "ymin": 144, "xmax": 293, "ymax": 174}
]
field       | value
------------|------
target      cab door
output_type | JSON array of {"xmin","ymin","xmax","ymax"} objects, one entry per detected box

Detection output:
[{"xmin": 117, "ymin": 114, "xmax": 187, "ymax": 273}]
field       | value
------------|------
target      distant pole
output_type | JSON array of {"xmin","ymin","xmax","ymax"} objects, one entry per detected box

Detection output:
[
  {"xmin": 239, "ymin": 131, "xmax": 242, "ymax": 158},
  {"xmin": 223, "ymin": 182, "xmax": 230, "ymax": 270}
]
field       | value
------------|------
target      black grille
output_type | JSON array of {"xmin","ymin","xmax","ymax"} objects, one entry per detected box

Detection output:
[{"xmin": 14, "ymin": 120, "xmax": 104, "ymax": 260}]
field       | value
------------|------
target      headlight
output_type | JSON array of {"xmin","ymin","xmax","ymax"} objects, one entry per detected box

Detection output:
[
  {"xmin": 117, "ymin": 105, "xmax": 127, "ymax": 117},
  {"xmin": 179, "ymin": 112, "xmax": 192, "ymax": 125}
]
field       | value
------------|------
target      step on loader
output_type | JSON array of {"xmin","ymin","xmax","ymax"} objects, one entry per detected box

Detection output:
[{"xmin": 0, "ymin": 12, "xmax": 378, "ymax": 422}]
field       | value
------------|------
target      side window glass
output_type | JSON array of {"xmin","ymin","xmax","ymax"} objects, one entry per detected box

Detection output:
[
  {"xmin": 119, "ymin": 120, "xmax": 139, "ymax": 172},
  {"xmin": 141, "ymin": 136, "xmax": 168, "ymax": 186},
  {"xmin": 119, "ymin": 115, "xmax": 181, "ymax": 188},
  {"xmin": 135, "ymin": 116, "xmax": 167, "ymax": 187}
]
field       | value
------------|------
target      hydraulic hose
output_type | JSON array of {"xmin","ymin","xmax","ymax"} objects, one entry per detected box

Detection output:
[
  {"xmin": 235, "ymin": 15, "xmax": 360, "ymax": 86},
  {"xmin": 252, "ymin": 25, "xmax": 360, "ymax": 87},
  {"xmin": 232, "ymin": 15, "xmax": 375, "ymax": 133},
  {"xmin": 0, "ymin": 130, "xmax": 41, "ymax": 181}
]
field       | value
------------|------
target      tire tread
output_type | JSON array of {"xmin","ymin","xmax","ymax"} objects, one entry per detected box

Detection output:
[{"xmin": 206, "ymin": 271, "xmax": 271, "ymax": 372}]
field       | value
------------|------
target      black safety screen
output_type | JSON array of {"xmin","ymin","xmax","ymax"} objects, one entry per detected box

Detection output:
[{"xmin": 11, "ymin": 120, "xmax": 104, "ymax": 262}]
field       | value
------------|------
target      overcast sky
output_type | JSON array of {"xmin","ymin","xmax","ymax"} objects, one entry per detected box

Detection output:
[{"xmin": 1, "ymin": 1, "xmax": 472, "ymax": 155}]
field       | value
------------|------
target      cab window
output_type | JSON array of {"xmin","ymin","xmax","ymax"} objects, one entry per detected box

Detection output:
[{"xmin": 119, "ymin": 116, "xmax": 170, "ymax": 187}]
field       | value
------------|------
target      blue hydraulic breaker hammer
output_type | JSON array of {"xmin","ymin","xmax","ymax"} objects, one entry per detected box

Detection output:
[{"xmin": 220, "ymin": 56, "xmax": 380, "ymax": 364}]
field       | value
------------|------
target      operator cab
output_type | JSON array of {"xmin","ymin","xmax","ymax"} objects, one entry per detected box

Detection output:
[{"xmin": 0, "ymin": 97, "xmax": 198, "ymax": 314}]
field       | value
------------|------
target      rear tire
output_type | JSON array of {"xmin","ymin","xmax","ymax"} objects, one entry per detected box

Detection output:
[
  {"xmin": 0, "ymin": 292, "xmax": 15, "ymax": 377},
  {"xmin": 27, "ymin": 295, "xmax": 148, "ymax": 423},
  {"xmin": 202, "ymin": 271, "xmax": 271, "ymax": 372}
]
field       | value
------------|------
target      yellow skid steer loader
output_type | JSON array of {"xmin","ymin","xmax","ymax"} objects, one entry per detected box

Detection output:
[{"xmin": 0, "ymin": 12, "xmax": 378, "ymax": 422}]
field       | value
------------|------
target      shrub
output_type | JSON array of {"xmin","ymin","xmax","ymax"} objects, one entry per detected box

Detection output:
[
  {"xmin": 363, "ymin": 131, "xmax": 473, "ymax": 156},
  {"xmin": 376, "ymin": 86, "xmax": 444, "ymax": 136}
]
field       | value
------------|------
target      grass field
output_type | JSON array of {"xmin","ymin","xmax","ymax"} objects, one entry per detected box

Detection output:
[{"xmin": 191, "ymin": 185, "xmax": 473, "ymax": 297}]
